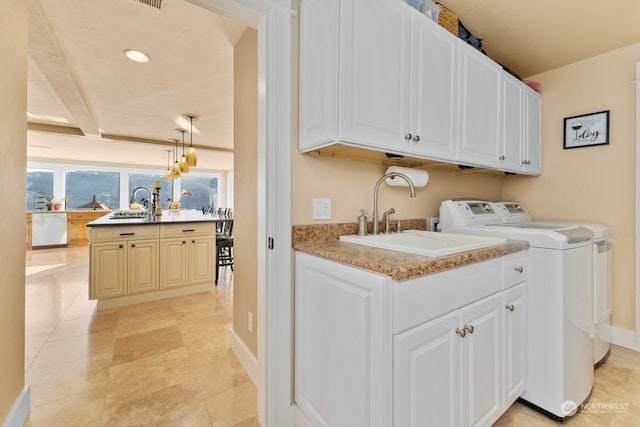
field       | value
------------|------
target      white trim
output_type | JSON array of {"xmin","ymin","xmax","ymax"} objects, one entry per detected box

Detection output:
[
  {"xmin": 185, "ymin": 1, "xmax": 295, "ymax": 426},
  {"xmin": 293, "ymin": 405, "xmax": 315, "ymax": 427},
  {"xmin": 1, "ymin": 385, "xmax": 30, "ymax": 427},
  {"xmin": 611, "ymin": 326, "xmax": 639, "ymax": 351},
  {"xmin": 230, "ymin": 328, "xmax": 259, "ymax": 385},
  {"xmin": 635, "ymin": 62, "xmax": 640, "ymax": 350}
]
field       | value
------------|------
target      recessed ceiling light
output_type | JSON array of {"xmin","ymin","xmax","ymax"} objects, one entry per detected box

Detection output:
[{"xmin": 124, "ymin": 49, "xmax": 149, "ymax": 63}]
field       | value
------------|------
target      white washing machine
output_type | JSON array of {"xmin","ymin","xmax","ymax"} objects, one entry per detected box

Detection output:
[
  {"xmin": 439, "ymin": 199, "xmax": 594, "ymax": 419},
  {"xmin": 490, "ymin": 201, "xmax": 612, "ymax": 366}
]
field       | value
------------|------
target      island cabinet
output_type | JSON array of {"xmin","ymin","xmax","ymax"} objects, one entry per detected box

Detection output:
[
  {"xmin": 295, "ymin": 250, "xmax": 527, "ymax": 427},
  {"xmin": 159, "ymin": 223, "xmax": 215, "ymax": 289},
  {"xmin": 299, "ymin": 0, "xmax": 541, "ymax": 176},
  {"xmin": 89, "ymin": 225, "xmax": 159, "ymax": 299}
]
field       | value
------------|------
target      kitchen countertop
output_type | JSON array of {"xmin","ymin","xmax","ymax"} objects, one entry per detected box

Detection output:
[
  {"xmin": 29, "ymin": 209, "xmax": 112, "ymax": 214},
  {"xmin": 87, "ymin": 209, "xmax": 230, "ymax": 227},
  {"xmin": 293, "ymin": 221, "xmax": 528, "ymax": 281}
]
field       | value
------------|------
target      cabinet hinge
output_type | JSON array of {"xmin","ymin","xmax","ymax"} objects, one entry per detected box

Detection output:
[{"xmin": 268, "ymin": 237, "xmax": 274, "ymax": 250}]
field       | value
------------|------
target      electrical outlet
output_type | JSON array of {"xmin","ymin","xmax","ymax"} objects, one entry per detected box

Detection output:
[
  {"xmin": 248, "ymin": 312, "xmax": 254, "ymax": 333},
  {"xmin": 430, "ymin": 217, "xmax": 440, "ymax": 232},
  {"xmin": 312, "ymin": 198, "xmax": 331, "ymax": 220}
]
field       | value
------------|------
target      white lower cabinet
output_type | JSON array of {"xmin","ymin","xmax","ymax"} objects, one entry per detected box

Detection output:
[
  {"xmin": 503, "ymin": 282, "xmax": 527, "ymax": 408},
  {"xmin": 295, "ymin": 251, "xmax": 527, "ymax": 427},
  {"xmin": 394, "ymin": 293, "xmax": 503, "ymax": 427}
]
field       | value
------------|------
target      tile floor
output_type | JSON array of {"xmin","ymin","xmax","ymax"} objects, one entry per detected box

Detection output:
[
  {"xmin": 22, "ymin": 247, "xmax": 640, "ymax": 426},
  {"xmin": 24, "ymin": 246, "xmax": 258, "ymax": 427}
]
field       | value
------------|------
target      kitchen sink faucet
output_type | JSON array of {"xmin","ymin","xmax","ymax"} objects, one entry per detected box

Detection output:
[
  {"xmin": 372, "ymin": 172, "xmax": 416, "ymax": 235},
  {"xmin": 130, "ymin": 186, "xmax": 155, "ymax": 220}
]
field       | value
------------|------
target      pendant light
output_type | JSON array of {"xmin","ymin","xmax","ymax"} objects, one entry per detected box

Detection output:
[
  {"xmin": 178, "ymin": 129, "xmax": 189, "ymax": 173},
  {"xmin": 171, "ymin": 139, "xmax": 181, "ymax": 178},
  {"xmin": 184, "ymin": 114, "xmax": 198, "ymax": 167},
  {"xmin": 164, "ymin": 149, "xmax": 173, "ymax": 181}
]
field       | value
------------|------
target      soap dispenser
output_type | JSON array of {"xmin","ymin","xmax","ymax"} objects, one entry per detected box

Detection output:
[{"xmin": 358, "ymin": 209, "xmax": 369, "ymax": 236}]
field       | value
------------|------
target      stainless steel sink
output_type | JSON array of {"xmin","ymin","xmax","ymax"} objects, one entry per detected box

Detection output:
[
  {"xmin": 110, "ymin": 211, "xmax": 147, "ymax": 219},
  {"xmin": 339, "ymin": 230, "xmax": 507, "ymax": 257}
]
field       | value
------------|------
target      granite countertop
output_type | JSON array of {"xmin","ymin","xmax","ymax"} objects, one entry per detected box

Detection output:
[
  {"xmin": 87, "ymin": 209, "xmax": 230, "ymax": 227},
  {"xmin": 293, "ymin": 220, "xmax": 528, "ymax": 281}
]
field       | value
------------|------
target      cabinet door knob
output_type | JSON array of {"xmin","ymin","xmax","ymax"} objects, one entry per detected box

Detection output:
[
  {"xmin": 404, "ymin": 133, "xmax": 412, "ymax": 141},
  {"xmin": 499, "ymin": 155, "xmax": 505, "ymax": 160},
  {"xmin": 412, "ymin": 135, "xmax": 420, "ymax": 142},
  {"xmin": 182, "ymin": 241, "xmax": 186, "ymax": 244},
  {"xmin": 506, "ymin": 304, "xmax": 515, "ymax": 312},
  {"xmin": 131, "ymin": 244, "xmax": 135, "ymax": 248},
  {"xmin": 118, "ymin": 244, "xmax": 123, "ymax": 249},
  {"xmin": 455, "ymin": 327, "xmax": 467, "ymax": 338},
  {"xmin": 192, "ymin": 240, "xmax": 196, "ymax": 243},
  {"xmin": 514, "ymin": 266, "xmax": 524, "ymax": 273},
  {"xmin": 464, "ymin": 324, "xmax": 474, "ymax": 334}
]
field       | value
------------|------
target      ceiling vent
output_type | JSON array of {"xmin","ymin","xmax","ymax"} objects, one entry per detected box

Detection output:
[{"xmin": 130, "ymin": 0, "xmax": 167, "ymax": 12}]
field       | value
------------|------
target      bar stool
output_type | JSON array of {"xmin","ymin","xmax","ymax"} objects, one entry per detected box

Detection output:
[{"xmin": 215, "ymin": 219, "xmax": 234, "ymax": 284}]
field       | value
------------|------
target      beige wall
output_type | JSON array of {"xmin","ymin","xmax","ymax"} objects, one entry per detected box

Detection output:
[
  {"xmin": 233, "ymin": 29, "xmax": 259, "ymax": 356},
  {"xmin": 292, "ymin": 154, "xmax": 504, "ymax": 225},
  {"xmin": 504, "ymin": 42, "xmax": 640, "ymax": 330},
  {"xmin": 0, "ymin": 0, "xmax": 27, "ymax": 422}
]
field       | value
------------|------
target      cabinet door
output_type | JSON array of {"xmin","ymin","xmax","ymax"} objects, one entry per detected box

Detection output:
[
  {"xmin": 503, "ymin": 283, "xmax": 527, "ymax": 408},
  {"xmin": 299, "ymin": 0, "xmax": 339, "ymax": 151},
  {"xmin": 499, "ymin": 72, "xmax": 524, "ymax": 172},
  {"xmin": 160, "ymin": 238, "xmax": 188, "ymax": 289},
  {"xmin": 394, "ymin": 311, "xmax": 460, "ymax": 427},
  {"xmin": 408, "ymin": 10, "xmax": 457, "ymax": 160},
  {"xmin": 461, "ymin": 293, "xmax": 503, "ymax": 427},
  {"xmin": 128, "ymin": 240, "xmax": 158, "ymax": 294},
  {"xmin": 339, "ymin": 0, "xmax": 411, "ymax": 153},
  {"xmin": 457, "ymin": 41, "xmax": 502, "ymax": 168},
  {"xmin": 295, "ymin": 252, "xmax": 391, "ymax": 427},
  {"xmin": 189, "ymin": 237, "xmax": 214, "ymax": 285},
  {"xmin": 523, "ymin": 88, "xmax": 542, "ymax": 175},
  {"xmin": 90, "ymin": 242, "xmax": 126, "ymax": 299}
]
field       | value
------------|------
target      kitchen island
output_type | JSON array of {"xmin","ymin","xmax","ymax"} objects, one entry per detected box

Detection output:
[{"xmin": 87, "ymin": 209, "xmax": 228, "ymax": 309}]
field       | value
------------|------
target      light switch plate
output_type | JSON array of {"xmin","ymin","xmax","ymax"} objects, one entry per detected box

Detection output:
[{"xmin": 313, "ymin": 198, "xmax": 331, "ymax": 220}]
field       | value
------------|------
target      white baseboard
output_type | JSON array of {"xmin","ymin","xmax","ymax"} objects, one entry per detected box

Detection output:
[
  {"xmin": 2, "ymin": 385, "xmax": 30, "ymax": 427},
  {"xmin": 294, "ymin": 405, "xmax": 314, "ymax": 427},
  {"xmin": 230, "ymin": 328, "xmax": 258, "ymax": 386},
  {"xmin": 611, "ymin": 326, "xmax": 639, "ymax": 351}
]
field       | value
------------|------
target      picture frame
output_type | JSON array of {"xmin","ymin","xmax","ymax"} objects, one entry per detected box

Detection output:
[{"xmin": 563, "ymin": 110, "xmax": 609, "ymax": 149}]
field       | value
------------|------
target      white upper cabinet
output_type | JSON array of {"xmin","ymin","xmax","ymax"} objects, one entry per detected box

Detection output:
[
  {"xmin": 523, "ymin": 88, "xmax": 542, "ymax": 175},
  {"xmin": 456, "ymin": 41, "xmax": 502, "ymax": 169},
  {"xmin": 500, "ymin": 72, "xmax": 525, "ymax": 172},
  {"xmin": 299, "ymin": 0, "xmax": 542, "ymax": 175},
  {"xmin": 339, "ymin": 0, "xmax": 411, "ymax": 153},
  {"xmin": 408, "ymin": 9, "xmax": 458, "ymax": 159}
]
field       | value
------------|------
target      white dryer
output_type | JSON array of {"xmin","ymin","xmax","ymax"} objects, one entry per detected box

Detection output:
[
  {"xmin": 439, "ymin": 199, "xmax": 594, "ymax": 419},
  {"xmin": 490, "ymin": 200, "xmax": 612, "ymax": 366}
]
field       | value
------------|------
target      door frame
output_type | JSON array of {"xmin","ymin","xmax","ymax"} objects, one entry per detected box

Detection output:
[{"xmin": 187, "ymin": 1, "xmax": 295, "ymax": 425}]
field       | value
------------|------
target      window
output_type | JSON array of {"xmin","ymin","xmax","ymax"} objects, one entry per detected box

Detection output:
[
  {"xmin": 26, "ymin": 169, "xmax": 54, "ymax": 210},
  {"xmin": 179, "ymin": 176, "xmax": 219, "ymax": 210},
  {"xmin": 65, "ymin": 170, "xmax": 120, "ymax": 209}
]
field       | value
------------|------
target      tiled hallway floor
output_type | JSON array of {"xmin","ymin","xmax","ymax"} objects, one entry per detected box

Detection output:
[
  {"xmin": 24, "ymin": 246, "xmax": 258, "ymax": 427},
  {"xmin": 23, "ymin": 247, "xmax": 640, "ymax": 426}
]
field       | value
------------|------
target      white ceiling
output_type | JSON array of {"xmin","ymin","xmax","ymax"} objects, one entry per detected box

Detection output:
[
  {"xmin": 27, "ymin": 0, "xmax": 640, "ymax": 171},
  {"xmin": 27, "ymin": 0, "xmax": 246, "ymax": 171}
]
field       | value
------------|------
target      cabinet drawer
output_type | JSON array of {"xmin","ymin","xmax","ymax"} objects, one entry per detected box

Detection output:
[
  {"xmin": 159, "ymin": 223, "xmax": 215, "ymax": 238},
  {"xmin": 392, "ymin": 258, "xmax": 501, "ymax": 334},
  {"xmin": 502, "ymin": 251, "xmax": 527, "ymax": 289},
  {"xmin": 90, "ymin": 225, "xmax": 159, "ymax": 243}
]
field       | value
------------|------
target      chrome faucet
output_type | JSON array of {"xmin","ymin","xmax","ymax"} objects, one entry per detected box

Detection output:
[
  {"xmin": 372, "ymin": 172, "xmax": 416, "ymax": 235},
  {"xmin": 382, "ymin": 208, "xmax": 395, "ymax": 234},
  {"xmin": 130, "ymin": 186, "xmax": 155, "ymax": 220}
]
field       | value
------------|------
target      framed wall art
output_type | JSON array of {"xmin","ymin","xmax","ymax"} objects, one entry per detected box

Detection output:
[{"xmin": 563, "ymin": 110, "xmax": 609, "ymax": 149}]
